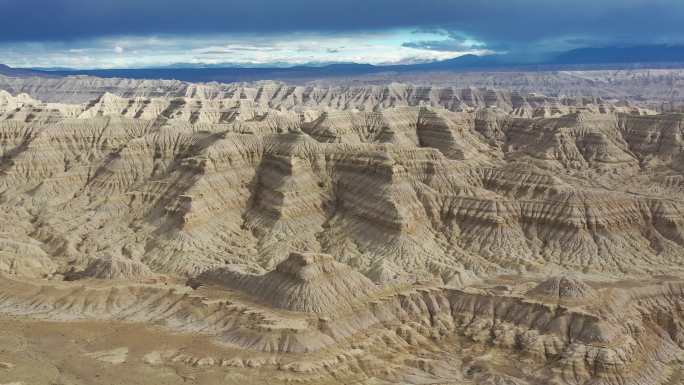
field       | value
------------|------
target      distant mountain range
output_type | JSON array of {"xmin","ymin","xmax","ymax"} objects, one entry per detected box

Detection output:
[
  {"xmin": 0, "ymin": 64, "xmax": 50, "ymax": 77},
  {"xmin": 550, "ymin": 45, "xmax": 684, "ymax": 64},
  {"xmin": 3, "ymin": 45, "xmax": 684, "ymax": 83}
]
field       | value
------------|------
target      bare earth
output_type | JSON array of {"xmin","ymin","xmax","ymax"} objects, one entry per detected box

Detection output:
[{"xmin": 2, "ymin": 70, "xmax": 684, "ymax": 384}]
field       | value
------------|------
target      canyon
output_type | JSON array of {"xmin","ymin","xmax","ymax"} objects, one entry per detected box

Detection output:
[{"xmin": 1, "ymin": 72, "xmax": 684, "ymax": 384}]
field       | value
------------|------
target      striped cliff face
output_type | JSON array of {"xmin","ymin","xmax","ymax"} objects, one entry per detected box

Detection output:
[
  {"xmin": 1, "ymin": 83, "xmax": 684, "ymax": 385},
  {"xmin": 0, "ymin": 90, "xmax": 683, "ymax": 278}
]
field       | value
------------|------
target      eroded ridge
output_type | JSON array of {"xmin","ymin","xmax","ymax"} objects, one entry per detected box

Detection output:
[
  {"xmin": 1, "ymin": 257, "xmax": 684, "ymax": 385},
  {"xmin": 1, "ymin": 87, "xmax": 684, "ymax": 384}
]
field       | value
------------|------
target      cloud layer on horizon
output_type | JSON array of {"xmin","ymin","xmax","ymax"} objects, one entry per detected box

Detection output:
[
  {"xmin": 0, "ymin": 30, "xmax": 492, "ymax": 69},
  {"xmin": 1, "ymin": 0, "xmax": 683, "ymax": 68}
]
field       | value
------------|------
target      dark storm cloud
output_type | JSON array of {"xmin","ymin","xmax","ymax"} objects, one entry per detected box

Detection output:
[{"xmin": 1, "ymin": 0, "xmax": 683, "ymax": 49}]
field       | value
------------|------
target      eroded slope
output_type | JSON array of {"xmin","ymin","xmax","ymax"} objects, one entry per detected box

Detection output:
[{"xmin": 1, "ymin": 88, "xmax": 684, "ymax": 384}]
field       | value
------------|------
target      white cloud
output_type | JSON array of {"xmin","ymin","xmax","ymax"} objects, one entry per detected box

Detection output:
[{"xmin": 0, "ymin": 29, "xmax": 495, "ymax": 69}]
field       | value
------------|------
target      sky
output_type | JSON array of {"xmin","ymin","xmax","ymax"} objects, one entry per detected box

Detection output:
[{"xmin": 1, "ymin": 0, "xmax": 683, "ymax": 69}]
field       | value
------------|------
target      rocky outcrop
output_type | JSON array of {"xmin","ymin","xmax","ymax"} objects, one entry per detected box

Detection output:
[
  {"xmin": 3, "ymin": 75, "xmax": 684, "ymax": 385},
  {"xmin": 0, "ymin": 91, "xmax": 682, "ymax": 280},
  {"xmin": 0, "ymin": 74, "xmax": 660, "ymax": 113},
  {"xmin": 1, "ymin": 269, "xmax": 683, "ymax": 385},
  {"xmin": 75, "ymin": 254, "xmax": 154, "ymax": 281},
  {"xmin": 196, "ymin": 252, "xmax": 379, "ymax": 313},
  {"xmin": 527, "ymin": 275, "xmax": 597, "ymax": 301}
]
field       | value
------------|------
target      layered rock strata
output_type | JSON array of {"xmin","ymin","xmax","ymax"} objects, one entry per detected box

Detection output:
[{"xmin": 0, "ymin": 87, "xmax": 683, "ymax": 384}]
